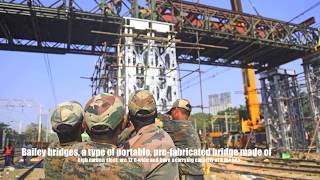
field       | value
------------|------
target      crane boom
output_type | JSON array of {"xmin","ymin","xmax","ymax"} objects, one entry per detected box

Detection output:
[
  {"xmin": 241, "ymin": 67, "xmax": 261, "ymax": 132},
  {"xmin": 230, "ymin": 0, "xmax": 262, "ymax": 133}
]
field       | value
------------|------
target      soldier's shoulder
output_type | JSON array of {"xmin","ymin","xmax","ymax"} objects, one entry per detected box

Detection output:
[
  {"xmin": 163, "ymin": 119, "xmax": 192, "ymax": 131},
  {"xmin": 48, "ymin": 142, "xmax": 61, "ymax": 148},
  {"xmin": 157, "ymin": 114, "xmax": 172, "ymax": 122},
  {"xmin": 158, "ymin": 128, "xmax": 176, "ymax": 147},
  {"xmin": 69, "ymin": 141, "xmax": 91, "ymax": 149},
  {"xmin": 133, "ymin": 125, "xmax": 175, "ymax": 148}
]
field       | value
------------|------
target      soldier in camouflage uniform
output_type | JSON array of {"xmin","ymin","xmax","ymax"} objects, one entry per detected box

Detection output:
[
  {"xmin": 164, "ymin": 99, "xmax": 204, "ymax": 180},
  {"xmin": 127, "ymin": 90, "xmax": 179, "ymax": 180},
  {"xmin": 117, "ymin": 119, "xmax": 135, "ymax": 145},
  {"xmin": 44, "ymin": 101, "xmax": 84, "ymax": 180},
  {"xmin": 62, "ymin": 93, "xmax": 144, "ymax": 180}
]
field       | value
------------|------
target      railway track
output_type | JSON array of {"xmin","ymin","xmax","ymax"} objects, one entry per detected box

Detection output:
[
  {"xmin": 209, "ymin": 157, "xmax": 320, "ymax": 180},
  {"xmin": 242, "ymin": 157, "xmax": 320, "ymax": 169},
  {"xmin": 260, "ymin": 157, "xmax": 320, "ymax": 164},
  {"xmin": 17, "ymin": 159, "xmax": 43, "ymax": 180},
  {"xmin": 0, "ymin": 157, "xmax": 43, "ymax": 180},
  {"xmin": 210, "ymin": 166, "xmax": 300, "ymax": 179}
]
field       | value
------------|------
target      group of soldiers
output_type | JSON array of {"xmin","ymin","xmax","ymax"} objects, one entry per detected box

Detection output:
[
  {"xmin": 100, "ymin": 0, "xmax": 122, "ymax": 15},
  {"xmin": 99, "ymin": 0, "xmax": 152, "ymax": 18},
  {"xmin": 44, "ymin": 90, "xmax": 204, "ymax": 179}
]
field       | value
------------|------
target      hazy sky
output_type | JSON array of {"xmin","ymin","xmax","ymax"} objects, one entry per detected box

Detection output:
[{"xmin": 0, "ymin": 0, "xmax": 319, "ymax": 131}]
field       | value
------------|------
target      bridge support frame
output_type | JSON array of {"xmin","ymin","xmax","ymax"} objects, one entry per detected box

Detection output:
[
  {"xmin": 92, "ymin": 17, "xmax": 179, "ymax": 112},
  {"xmin": 260, "ymin": 68, "xmax": 306, "ymax": 151},
  {"xmin": 303, "ymin": 53, "xmax": 320, "ymax": 152}
]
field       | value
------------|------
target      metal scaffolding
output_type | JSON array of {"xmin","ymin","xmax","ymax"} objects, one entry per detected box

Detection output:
[
  {"xmin": 303, "ymin": 53, "xmax": 320, "ymax": 152},
  {"xmin": 92, "ymin": 17, "xmax": 178, "ymax": 112},
  {"xmin": 260, "ymin": 68, "xmax": 306, "ymax": 151}
]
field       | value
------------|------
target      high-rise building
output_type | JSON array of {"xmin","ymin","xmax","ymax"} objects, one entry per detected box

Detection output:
[{"xmin": 209, "ymin": 92, "xmax": 232, "ymax": 115}]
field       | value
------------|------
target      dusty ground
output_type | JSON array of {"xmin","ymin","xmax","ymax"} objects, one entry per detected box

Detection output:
[
  {"xmin": 290, "ymin": 151, "xmax": 320, "ymax": 160},
  {"xmin": 0, "ymin": 157, "xmax": 43, "ymax": 179},
  {"xmin": 25, "ymin": 168, "xmax": 45, "ymax": 180}
]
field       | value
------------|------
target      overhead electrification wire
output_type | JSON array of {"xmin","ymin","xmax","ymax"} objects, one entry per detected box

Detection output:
[
  {"xmin": 43, "ymin": 54, "xmax": 58, "ymax": 106},
  {"xmin": 287, "ymin": 1, "xmax": 320, "ymax": 23},
  {"xmin": 247, "ymin": 0, "xmax": 260, "ymax": 16},
  {"xmin": 179, "ymin": 66, "xmax": 219, "ymax": 88},
  {"xmin": 182, "ymin": 68, "xmax": 232, "ymax": 91}
]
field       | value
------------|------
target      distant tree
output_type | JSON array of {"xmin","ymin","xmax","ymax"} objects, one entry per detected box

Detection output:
[
  {"xmin": 190, "ymin": 112, "xmax": 212, "ymax": 132},
  {"xmin": 0, "ymin": 122, "xmax": 9, "ymax": 130},
  {"xmin": 0, "ymin": 122, "xmax": 19, "ymax": 147},
  {"xmin": 5, "ymin": 128, "xmax": 18, "ymax": 139},
  {"xmin": 211, "ymin": 107, "xmax": 242, "ymax": 132},
  {"xmin": 22, "ymin": 122, "xmax": 46, "ymax": 142},
  {"xmin": 23, "ymin": 123, "xmax": 38, "ymax": 141}
]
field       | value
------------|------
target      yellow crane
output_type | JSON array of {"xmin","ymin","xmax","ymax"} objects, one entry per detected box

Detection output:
[
  {"xmin": 207, "ymin": 0, "xmax": 265, "ymax": 149},
  {"xmin": 240, "ymin": 66, "xmax": 262, "ymax": 133},
  {"xmin": 231, "ymin": 0, "xmax": 264, "ymax": 148}
]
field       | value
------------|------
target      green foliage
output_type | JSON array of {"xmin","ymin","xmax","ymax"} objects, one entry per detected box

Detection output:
[
  {"xmin": 0, "ymin": 122, "xmax": 9, "ymax": 130},
  {"xmin": 21, "ymin": 122, "xmax": 46, "ymax": 142},
  {"xmin": 22, "ymin": 122, "xmax": 38, "ymax": 141},
  {"xmin": 216, "ymin": 107, "xmax": 243, "ymax": 116},
  {"xmin": 190, "ymin": 112, "xmax": 212, "ymax": 132},
  {"xmin": 213, "ymin": 105, "xmax": 241, "ymax": 132},
  {"xmin": 189, "ymin": 107, "xmax": 242, "ymax": 133},
  {"xmin": 0, "ymin": 122, "xmax": 19, "ymax": 147},
  {"xmin": 5, "ymin": 128, "xmax": 18, "ymax": 139}
]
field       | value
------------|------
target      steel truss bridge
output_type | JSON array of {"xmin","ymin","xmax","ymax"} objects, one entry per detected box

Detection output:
[{"xmin": 0, "ymin": 0, "xmax": 318, "ymax": 71}]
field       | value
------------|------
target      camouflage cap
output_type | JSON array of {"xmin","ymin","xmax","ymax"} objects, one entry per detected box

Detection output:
[
  {"xmin": 51, "ymin": 101, "xmax": 84, "ymax": 132},
  {"xmin": 84, "ymin": 93, "xmax": 124, "ymax": 131},
  {"xmin": 128, "ymin": 90, "xmax": 157, "ymax": 118},
  {"xmin": 167, "ymin": 99, "xmax": 192, "ymax": 114}
]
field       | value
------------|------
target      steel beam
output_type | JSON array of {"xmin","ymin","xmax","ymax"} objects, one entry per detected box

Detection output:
[
  {"xmin": 91, "ymin": 17, "xmax": 179, "ymax": 112},
  {"xmin": 303, "ymin": 52, "xmax": 320, "ymax": 152},
  {"xmin": 154, "ymin": 0, "xmax": 318, "ymax": 50},
  {"xmin": 0, "ymin": 0, "xmax": 318, "ymax": 71},
  {"xmin": 260, "ymin": 68, "xmax": 306, "ymax": 150}
]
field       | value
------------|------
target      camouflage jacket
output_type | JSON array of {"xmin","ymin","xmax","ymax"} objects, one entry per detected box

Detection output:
[
  {"xmin": 62, "ymin": 141, "xmax": 144, "ymax": 180},
  {"xmin": 127, "ymin": 123, "xmax": 179, "ymax": 180},
  {"xmin": 117, "ymin": 127, "xmax": 135, "ymax": 146},
  {"xmin": 44, "ymin": 142, "xmax": 76, "ymax": 180},
  {"xmin": 163, "ymin": 119, "xmax": 204, "ymax": 176}
]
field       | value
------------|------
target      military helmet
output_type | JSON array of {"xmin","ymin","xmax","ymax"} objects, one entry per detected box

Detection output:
[
  {"xmin": 51, "ymin": 101, "xmax": 84, "ymax": 132},
  {"xmin": 167, "ymin": 99, "xmax": 192, "ymax": 114},
  {"xmin": 84, "ymin": 93, "xmax": 124, "ymax": 132},
  {"xmin": 128, "ymin": 90, "xmax": 157, "ymax": 118}
]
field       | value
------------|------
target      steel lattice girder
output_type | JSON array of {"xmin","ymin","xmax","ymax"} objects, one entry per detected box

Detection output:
[
  {"xmin": 154, "ymin": 0, "xmax": 319, "ymax": 69},
  {"xmin": 155, "ymin": 0, "xmax": 318, "ymax": 49},
  {"xmin": 0, "ymin": 0, "xmax": 319, "ymax": 70},
  {"xmin": 260, "ymin": 68, "xmax": 307, "ymax": 150},
  {"xmin": 0, "ymin": 1, "xmax": 122, "ymax": 55}
]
